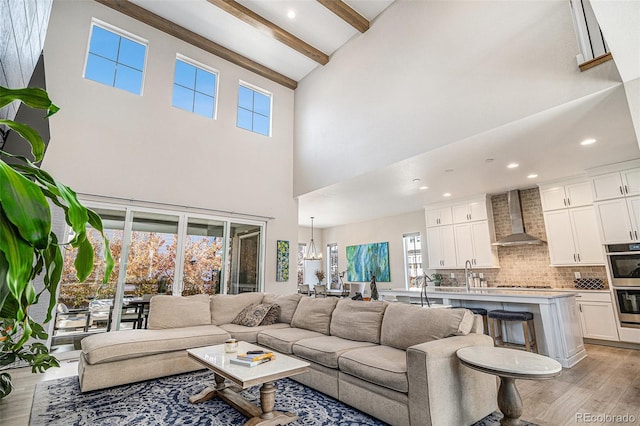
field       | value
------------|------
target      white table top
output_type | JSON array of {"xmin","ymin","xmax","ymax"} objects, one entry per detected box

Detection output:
[
  {"xmin": 187, "ymin": 342, "xmax": 309, "ymax": 388},
  {"xmin": 457, "ymin": 346, "xmax": 562, "ymax": 379}
]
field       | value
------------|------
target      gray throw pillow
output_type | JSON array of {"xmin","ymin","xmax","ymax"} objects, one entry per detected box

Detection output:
[
  {"xmin": 260, "ymin": 304, "xmax": 281, "ymax": 325},
  {"xmin": 231, "ymin": 303, "xmax": 273, "ymax": 327}
]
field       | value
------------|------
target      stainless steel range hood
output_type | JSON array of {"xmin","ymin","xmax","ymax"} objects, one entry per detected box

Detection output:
[{"xmin": 492, "ymin": 190, "xmax": 545, "ymax": 246}]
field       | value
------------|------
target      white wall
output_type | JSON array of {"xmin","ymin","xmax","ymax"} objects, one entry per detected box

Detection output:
[
  {"xmin": 294, "ymin": 0, "xmax": 622, "ymax": 197},
  {"xmin": 321, "ymin": 209, "xmax": 428, "ymax": 294},
  {"xmin": 42, "ymin": 1, "xmax": 298, "ymax": 294}
]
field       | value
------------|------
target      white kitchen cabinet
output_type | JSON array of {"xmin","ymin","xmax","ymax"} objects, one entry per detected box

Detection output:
[
  {"xmin": 540, "ymin": 181, "xmax": 593, "ymax": 211},
  {"xmin": 595, "ymin": 196, "xmax": 640, "ymax": 243},
  {"xmin": 576, "ymin": 292, "xmax": 619, "ymax": 341},
  {"xmin": 426, "ymin": 207, "xmax": 453, "ymax": 227},
  {"xmin": 454, "ymin": 222, "xmax": 498, "ymax": 267},
  {"xmin": 544, "ymin": 207, "xmax": 604, "ymax": 265},
  {"xmin": 426, "ymin": 226, "xmax": 457, "ymax": 268},
  {"xmin": 452, "ymin": 199, "xmax": 488, "ymax": 223},
  {"xmin": 592, "ymin": 168, "xmax": 640, "ymax": 201}
]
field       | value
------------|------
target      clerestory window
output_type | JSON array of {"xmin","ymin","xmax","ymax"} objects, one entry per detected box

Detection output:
[{"xmin": 84, "ymin": 21, "xmax": 147, "ymax": 95}]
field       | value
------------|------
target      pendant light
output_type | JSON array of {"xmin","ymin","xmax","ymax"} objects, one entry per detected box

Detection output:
[{"xmin": 304, "ymin": 217, "xmax": 321, "ymax": 260}]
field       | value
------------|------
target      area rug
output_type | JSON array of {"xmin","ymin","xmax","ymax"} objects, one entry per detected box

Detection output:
[{"xmin": 30, "ymin": 370, "xmax": 537, "ymax": 425}]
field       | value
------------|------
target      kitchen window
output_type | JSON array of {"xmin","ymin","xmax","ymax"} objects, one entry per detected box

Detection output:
[
  {"xmin": 403, "ymin": 233, "xmax": 423, "ymax": 288},
  {"xmin": 84, "ymin": 21, "xmax": 147, "ymax": 95}
]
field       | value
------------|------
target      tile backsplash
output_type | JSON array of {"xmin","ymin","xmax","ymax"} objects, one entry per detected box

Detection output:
[{"xmin": 436, "ymin": 188, "xmax": 608, "ymax": 289}]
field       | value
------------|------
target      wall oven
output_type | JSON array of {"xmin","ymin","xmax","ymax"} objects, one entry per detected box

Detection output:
[{"xmin": 607, "ymin": 244, "xmax": 640, "ymax": 327}]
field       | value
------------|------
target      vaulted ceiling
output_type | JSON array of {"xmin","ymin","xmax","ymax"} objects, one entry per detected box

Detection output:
[{"xmin": 98, "ymin": 0, "xmax": 395, "ymax": 89}]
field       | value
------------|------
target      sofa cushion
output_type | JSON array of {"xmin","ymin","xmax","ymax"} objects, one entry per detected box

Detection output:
[
  {"xmin": 338, "ymin": 345, "xmax": 408, "ymax": 393},
  {"xmin": 330, "ymin": 299, "xmax": 387, "ymax": 344},
  {"xmin": 380, "ymin": 304, "xmax": 475, "ymax": 350},
  {"xmin": 257, "ymin": 327, "xmax": 325, "ymax": 354},
  {"xmin": 211, "ymin": 293, "xmax": 265, "ymax": 325},
  {"xmin": 147, "ymin": 294, "xmax": 211, "ymax": 329},
  {"xmin": 290, "ymin": 297, "xmax": 338, "ymax": 334},
  {"xmin": 81, "ymin": 325, "xmax": 230, "ymax": 365},
  {"xmin": 219, "ymin": 323, "xmax": 290, "ymax": 343},
  {"xmin": 262, "ymin": 293, "xmax": 302, "ymax": 323},
  {"xmin": 292, "ymin": 336, "xmax": 376, "ymax": 369}
]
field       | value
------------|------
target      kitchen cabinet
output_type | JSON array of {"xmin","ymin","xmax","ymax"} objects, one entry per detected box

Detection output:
[
  {"xmin": 452, "ymin": 199, "xmax": 488, "ymax": 223},
  {"xmin": 540, "ymin": 181, "xmax": 593, "ymax": 211},
  {"xmin": 425, "ymin": 195, "xmax": 498, "ymax": 269},
  {"xmin": 426, "ymin": 226, "xmax": 457, "ymax": 268},
  {"xmin": 426, "ymin": 207, "xmax": 453, "ymax": 227},
  {"xmin": 594, "ymin": 196, "xmax": 640, "ymax": 243},
  {"xmin": 576, "ymin": 292, "xmax": 619, "ymax": 341},
  {"xmin": 454, "ymin": 222, "xmax": 498, "ymax": 267},
  {"xmin": 544, "ymin": 207, "xmax": 604, "ymax": 265},
  {"xmin": 592, "ymin": 168, "xmax": 640, "ymax": 201}
]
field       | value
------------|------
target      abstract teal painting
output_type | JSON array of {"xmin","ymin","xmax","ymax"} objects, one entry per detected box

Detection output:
[
  {"xmin": 276, "ymin": 240, "xmax": 289, "ymax": 282},
  {"xmin": 346, "ymin": 242, "xmax": 390, "ymax": 282}
]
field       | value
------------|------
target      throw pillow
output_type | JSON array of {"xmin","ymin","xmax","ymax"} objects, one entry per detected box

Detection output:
[
  {"xmin": 260, "ymin": 304, "xmax": 281, "ymax": 325},
  {"xmin": 231, "ymin": 303, "xmax": 274, "ymax": 327}
]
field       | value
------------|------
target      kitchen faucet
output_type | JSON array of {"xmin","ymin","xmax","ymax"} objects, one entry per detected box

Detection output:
[{"xmin": 464, "ymin": 260, "xmax": 473, "ymax": 291}]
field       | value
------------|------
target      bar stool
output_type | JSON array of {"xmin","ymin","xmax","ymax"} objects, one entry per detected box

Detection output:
[
  {"xmin": 487, "ymin": 310, "xmax": 538, "ymax": 353},
  {"xmin": 465, "ymin": 307, "xmax": 488, "ymax": 335}
]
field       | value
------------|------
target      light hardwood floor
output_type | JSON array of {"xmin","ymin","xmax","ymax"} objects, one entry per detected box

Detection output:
[{"xmin": 0, "ymin": 344, "xmax": 638, "ymax": 426}]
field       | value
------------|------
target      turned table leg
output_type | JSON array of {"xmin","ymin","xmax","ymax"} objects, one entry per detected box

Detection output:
[
  {"xmin": 189, "ymin": 373, "xmax": 227, "ymax": 404},
  {"xmin": 497, "ymin": 376, "xmax": 523, "ymax": 426}
]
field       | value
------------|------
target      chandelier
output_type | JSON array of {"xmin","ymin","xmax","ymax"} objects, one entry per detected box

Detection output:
[{"xmin": 304, "ymin": 217, "xmax": 321, "ymax": 260}]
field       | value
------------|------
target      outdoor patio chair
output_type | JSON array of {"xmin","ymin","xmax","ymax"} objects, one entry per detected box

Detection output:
[{"xmin": 53, "ymin": 303, "xmax": 91, "ymax": 334}]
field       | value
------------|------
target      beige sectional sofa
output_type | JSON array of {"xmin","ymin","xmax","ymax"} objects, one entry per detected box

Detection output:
[{"xmin": 79, "ymin": 292, "xmax": 497, "ymax": 426}]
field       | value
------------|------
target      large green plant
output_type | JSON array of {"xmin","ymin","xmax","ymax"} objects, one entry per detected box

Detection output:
[{"xmin": 0, "ymin": 86, "xmax": 114, "ymax": 398}]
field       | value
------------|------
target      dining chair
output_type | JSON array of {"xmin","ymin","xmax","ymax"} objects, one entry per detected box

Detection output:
[
  {"xmin": 314, "ymin": 285, "xmax": 327, "ymax": 298},
  {"xmin": 299, "ymin": 284, "xmax": 311, "ymax": 296}
]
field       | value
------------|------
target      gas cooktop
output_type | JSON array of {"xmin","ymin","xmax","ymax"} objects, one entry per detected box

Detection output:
[{"xmin": 496, "ymin": 285, "xmax": 553, "ymax": 289}]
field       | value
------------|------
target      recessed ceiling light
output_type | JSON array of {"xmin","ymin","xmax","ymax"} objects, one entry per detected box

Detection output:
[
  {"xmin": 485, "ymin": 158, "xmax": 494, "ymax": 163},
  {"xmin": 287, "ymin": 9, "xmax": 296, "ymax": 19},
  {"xmin": 527, "ymin": 174, "xmax": 538, "ymax": 179},
  {"xmin": 412, "ymin": 178, "xmax": 421, "ymax": 183},
  {"xmin": 443, "ymin": 192, "xmax": 452, "ymax": 197},
  {"xmin": 419, "ymin": 186, "xmax": 429, "ymax": 190},
  {"xmin": 507, "ymin": 163, "xmax": 519, "ymax": 169},
  {"xmin": 445, "ymin": 169, "xmax": 454, "ymax": 173},
  {"xmin": 580, "ymin": 138, "xmax": 597, "ymax": 146}
]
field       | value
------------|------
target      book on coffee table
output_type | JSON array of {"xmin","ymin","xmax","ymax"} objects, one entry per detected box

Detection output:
[
  {"xmin": 236, "ymin": 352, "xmax": 274, "ymax": 362},
  {"xmin": 230, "ymin": 355, "xmax": 275, "ymax": 367}
]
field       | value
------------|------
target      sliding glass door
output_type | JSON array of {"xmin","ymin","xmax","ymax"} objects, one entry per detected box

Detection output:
[{"xmin": 53, "ymin": 202, "xmax": 264, "ymax": 350}]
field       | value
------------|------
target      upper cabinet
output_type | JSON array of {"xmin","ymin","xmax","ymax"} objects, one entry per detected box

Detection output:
[
  {"xmin": 425, "ymin": 207, "xmax": 453, "ymax": 227},
  {"xmin": 452, "ymin": 200, "xmax": 488, "ymax": 223},
  {"xmin": 590, "ymin": 166, "xmax": 640, "ymax": 243},
  {"xmin": 592, "ymin": 168, "xmax": 640, "ymax": 201},
  {"xmin": 425, "ymin": 195, "xmax": 498, "ymax": 269},
  {"xmin": 539, "ymin": 179, "xmax": 604, "ymax": 266},
  {"xmin": 540, "ymin": 181, "xmax": 593, "ymax": 211}
]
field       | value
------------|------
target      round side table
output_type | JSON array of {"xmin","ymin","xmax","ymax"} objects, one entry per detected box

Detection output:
[{"xmin": 457, "ymin": 346, "xmax": 562, "ymax": 426}]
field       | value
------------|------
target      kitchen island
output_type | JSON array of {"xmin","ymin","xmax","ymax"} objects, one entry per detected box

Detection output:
[{"xmin": 379, "ymin": 287, "xmax": 586, "ymax": 368}]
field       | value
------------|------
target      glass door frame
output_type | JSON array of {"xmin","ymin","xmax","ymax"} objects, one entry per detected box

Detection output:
[{"xmin": 58, "ymin": 199, "xmax": 266, "ymax": 331}]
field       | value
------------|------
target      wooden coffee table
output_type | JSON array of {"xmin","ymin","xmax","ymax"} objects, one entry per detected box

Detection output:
[
  {"xmin": 457, "ymin": 346, "xmax": 562, "ymax": 426},
  {"xmin": 187, "ymin": 342, "xmax": 309, "ymax": 426}
]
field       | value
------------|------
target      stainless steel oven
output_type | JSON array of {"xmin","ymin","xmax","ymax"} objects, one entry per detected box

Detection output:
[
  {"xmin": 613, "ymin": 288, "xmax": 640, "ymax": 328},
  {"xmin": 606, "ymin": 243, "xmax": 640, "ymax": 287}
]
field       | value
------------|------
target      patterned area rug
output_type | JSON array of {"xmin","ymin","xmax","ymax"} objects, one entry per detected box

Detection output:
[{"xmin": 30, "ymin": 370, "xmax": 537, "ymax": 425}]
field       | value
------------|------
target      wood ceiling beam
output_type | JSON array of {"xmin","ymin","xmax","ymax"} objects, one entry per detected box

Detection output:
[
  {"xmin": 94, "ymin": 0, "xmax": 297, "ymax": 90},
  {"xmin": 206, "ymin": 0, "xmax": 329, "ymax": 66},
  {"xmin": 317, "ymin": 0, "xmax": 369, "ymax": 33}
]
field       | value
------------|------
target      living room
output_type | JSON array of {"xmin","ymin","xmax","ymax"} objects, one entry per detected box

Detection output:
[{"xmin": 1, "ymin": 0, "xmax": 640, "ymax": 425}]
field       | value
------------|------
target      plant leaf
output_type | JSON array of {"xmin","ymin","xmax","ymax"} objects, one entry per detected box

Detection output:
[
  {"xmin": 73, "ymin": 236, "xmax": 94, "ymax": 283},
  {"xmin": 0, "ymin": 86, "xmax": 59, "ymax": 117},
  {"xmin": 55, "ymin": 181, "xmax": 88, "ymax": 235},
  {"xmin": 87, "ymin": 209, "xmax": 114, "ymax": 282},
  {"xmin": 0, "ymin": 119, "xmax": 45, "ymax": 161},
  {"xmin": 0, "ymin": 208, "xmax": 34, "ymax": 320},
  {"xmin": 0, "ymin": 161, "xmax": 51, "ymax": 249}
]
